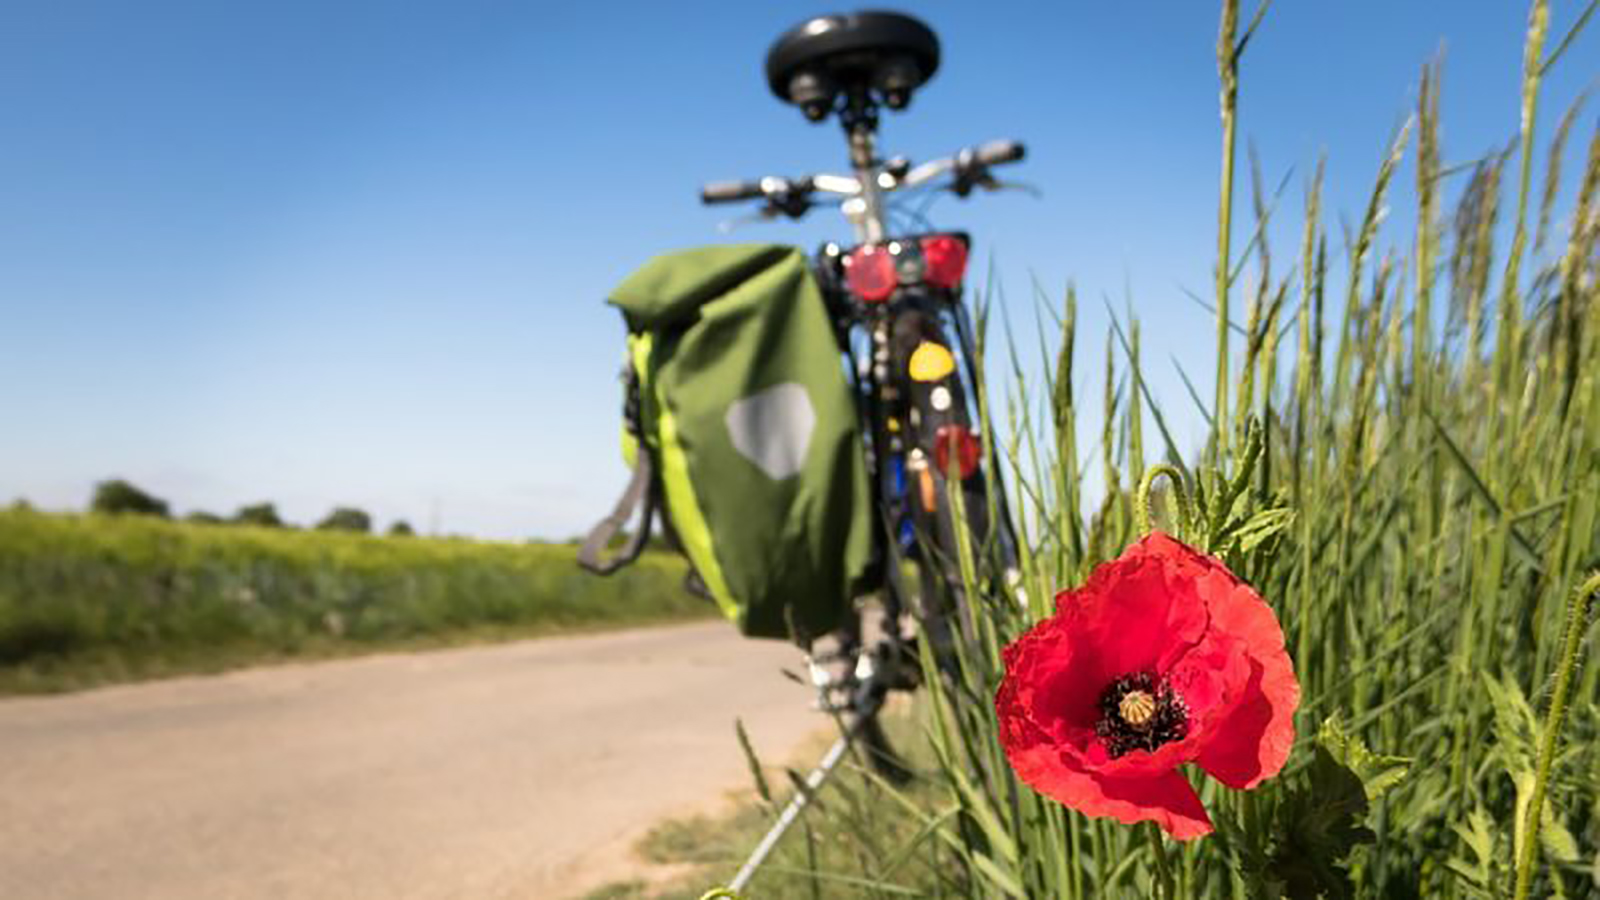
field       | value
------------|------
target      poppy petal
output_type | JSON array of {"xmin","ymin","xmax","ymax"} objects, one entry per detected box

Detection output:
[
  {"xmin": 1054, "ymin": 537, "xmax": 1208, "ymax": 685},
  {"xmin": 1087, "ymin": 769, "xmax": 1214, "ymax": 840},
  {"xmin": 1194, "ymin": 581, "xmax": 1299, "ymax": 787},
  {"xmin": 999, "ymin": 732, "xmax": 1213, "ymax": 840}
]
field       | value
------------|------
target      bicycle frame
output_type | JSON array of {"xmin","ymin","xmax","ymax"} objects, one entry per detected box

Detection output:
[
  {"xmin": 702, "ymin": 14, "xmax": 1029, "ymax": 888},
  {"xmin": 695, "ymin": 8, "xmax": 1031, "ymax": 770}
]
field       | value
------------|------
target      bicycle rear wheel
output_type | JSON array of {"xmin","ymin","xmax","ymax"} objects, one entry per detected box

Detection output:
[{"xmin": 886, "ymin": 297, "xmax": 1013, "ymax": 664}]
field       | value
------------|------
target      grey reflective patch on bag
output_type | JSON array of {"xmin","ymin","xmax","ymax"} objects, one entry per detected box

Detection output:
[{"xmin": 725, "ymin": 382, "xmax": 815, "ymax": 480}]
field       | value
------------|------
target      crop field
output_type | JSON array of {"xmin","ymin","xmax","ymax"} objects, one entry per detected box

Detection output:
[{"xmin": 0, "ymin": 507, "xmax": 703, "ymax": 693}]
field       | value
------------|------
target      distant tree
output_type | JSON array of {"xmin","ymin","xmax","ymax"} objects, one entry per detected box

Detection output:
[
  {"xmin": 91, "ymin": 479, "xmax": 170, "ymax": 518},
  {"xmin": 8, "ymin": 498, "xmax": 33, "ymax": 513},
  {"xmin": 316, "ymin": 507, "xmax": 372, "ymax": 533},
  {"xmin": 233, "ymin": 503, "xmax": 284, "ymax": 528},
  {"xmin": 387, "ymin": 520, "xmax": 415, "ymax": 537},
  {"xmin": 184, "ymin": 510, "xmax": 224, "ymax": 525}
]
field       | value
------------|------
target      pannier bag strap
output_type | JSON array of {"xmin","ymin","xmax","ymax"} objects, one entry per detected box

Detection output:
[
  {"xmin": 682, "ymin": 567, "xmax": 712, "ymax": 600},
  {"xmin": 577, "ymin": 451, "xmax": 657, "ymax": 575}
]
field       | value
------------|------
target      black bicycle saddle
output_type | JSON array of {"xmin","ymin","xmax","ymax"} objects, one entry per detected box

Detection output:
[{"xmin": 765, "ymin": 11, "xmax": 940, "ymax": 120}]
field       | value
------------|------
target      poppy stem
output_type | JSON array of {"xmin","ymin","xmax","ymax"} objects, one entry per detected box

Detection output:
[
  {"xmin": 1136, "ymin": 464, "xmax": 1192, "ymax": 538},
  {"xmin": 1144, "ymin": 822, "xmax": 1176, "ymax": 899},
  {"xmin": 1511, "ymin": 570, "xmax": 1600, "ymax": 900}
]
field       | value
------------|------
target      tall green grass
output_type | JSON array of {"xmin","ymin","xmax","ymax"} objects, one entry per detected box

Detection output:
[
  {"xmin": 0, "ymin": 507, "xmax": 702, "ymax": 692},
  {"xmin": 703, "ymin": 1, "xmax": 1600, "ymax": 896}
]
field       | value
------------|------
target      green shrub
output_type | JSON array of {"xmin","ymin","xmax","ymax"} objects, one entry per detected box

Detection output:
[
  {"xmin": 90, "ymin": 479, "xmax": 169, "ymax": 518},
  {"xmin": 316, "ymin": 506, "xmax": 372, "ymax": 533},
  {"xmin": 233, "ymin": 502, "xmax": 284, "ymax": 528}
]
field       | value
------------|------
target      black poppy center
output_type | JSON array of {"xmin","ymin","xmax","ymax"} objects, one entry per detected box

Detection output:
[{"xmin": 1095, "ymin": 671, "xmax": 1189, "ymax": 758}]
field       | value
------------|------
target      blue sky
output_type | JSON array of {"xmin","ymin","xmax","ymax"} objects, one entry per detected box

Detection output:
[{"xmin": 2, "ymin": 1, "xmax": 1595, "ymax": 539}]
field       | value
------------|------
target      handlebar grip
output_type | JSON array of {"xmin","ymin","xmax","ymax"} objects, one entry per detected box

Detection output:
[
  {"xmin": 975, "ymin": 139, "xmax": 1026, "ymax": 167},
  {"xmin": 700, "ymin": 180, "xmax": 765, "ymax": 204}
]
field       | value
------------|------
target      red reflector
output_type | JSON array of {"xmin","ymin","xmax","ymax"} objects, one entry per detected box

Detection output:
[
  {"xmin": 920, "ymin": 235, "xmax": 968, "ymax": 290},
  {"xmin": 845, "ymin": 244, "xmax": 897, "ymax": 302},
  {"xmin": 933, "ymin": 424, "xmax": 981, "ymax": 480}
]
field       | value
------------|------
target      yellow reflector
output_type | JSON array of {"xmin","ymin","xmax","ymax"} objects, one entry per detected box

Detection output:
[{"xmin": 909, "ymin": 342, "xmax": 956, "ymax": 382}]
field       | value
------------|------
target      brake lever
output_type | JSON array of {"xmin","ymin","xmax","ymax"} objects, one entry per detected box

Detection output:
[
  {"xmin": 984, "ymin": 178, "xmax": 1043, "ymax": 199},
  {"xmin": 951, "ymin": 164, "xmax": 994, "ymax": 198},
  {"xmin": 716, "ymin": 193, "xmax": 836, "ymax": 231},
  {"xmin": 716, "ymin": 207, "xmax": 781, "ymax": 234},
  {"xmin": 768, "ymin": 192, "xmax": 814, "ymax": 220}
]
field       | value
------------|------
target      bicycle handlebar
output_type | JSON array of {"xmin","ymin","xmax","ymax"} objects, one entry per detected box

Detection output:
[
  {"xmin": 973, "ymin": 139, "xmax": 1024, "ymax": 167},
  {"xmin": 701, "ymin": 179, "xmax": 766, "ymax": 204},
  {"xmin": 699, "ymin": 139, "xmax": 1025, "ymax": 207}
]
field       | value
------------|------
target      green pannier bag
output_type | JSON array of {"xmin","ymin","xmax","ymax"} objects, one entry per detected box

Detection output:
[{"xmin": 578, "ymin": 243, "xmax": 874, "ymax": 641}]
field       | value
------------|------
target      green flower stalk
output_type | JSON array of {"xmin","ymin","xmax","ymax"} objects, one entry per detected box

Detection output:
[
  {"xmin": 1511, "ymin": 572, "xmax": 1600, "ymax": 900},
  {"xmin": 1136, "ymin": 464, "xmax": 1192, "ymax": 539}
]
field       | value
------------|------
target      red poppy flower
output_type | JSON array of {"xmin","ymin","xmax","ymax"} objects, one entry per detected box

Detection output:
[{"xmin": 994, "ymin": 531, "xmax": 1299, "ymax": 839}]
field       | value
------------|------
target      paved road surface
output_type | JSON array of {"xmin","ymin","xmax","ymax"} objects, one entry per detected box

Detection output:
[{"xmin": 0, "ymin": 622, "xmax": 825, "ymax": 899}]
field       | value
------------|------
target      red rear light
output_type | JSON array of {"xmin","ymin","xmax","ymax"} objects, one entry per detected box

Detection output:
[
  {"xmin": 920, "ymin": 235, "xmax": 968, "ymax": 290},
  {"xmin": 845, "ymin": 244, "xmax": 897, "ymax": 302},
  {"xmin": 933, "ymin": 424, "xmax": 981, "ymax": 480}
]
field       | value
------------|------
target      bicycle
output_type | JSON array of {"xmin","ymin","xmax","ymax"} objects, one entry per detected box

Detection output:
[{"xmin": 697, "ymin": 11, "xmax": 1028, "ymax": 887}]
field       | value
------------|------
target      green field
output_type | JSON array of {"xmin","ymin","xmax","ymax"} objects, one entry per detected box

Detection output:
[{"xmin": 0, "ymin": 507, "xmax": 707, "ymax": 693}]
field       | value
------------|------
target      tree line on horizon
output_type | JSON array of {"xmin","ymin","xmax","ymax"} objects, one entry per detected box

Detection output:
[
  {"xmin": 6, "ymin": 479, "xmax": 660, "ymax": 547},
  {"xmin": 74, "ymin": 478, "xmax": 416, "ymax": 536}
]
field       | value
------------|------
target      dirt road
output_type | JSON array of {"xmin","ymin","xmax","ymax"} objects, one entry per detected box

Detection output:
[{"xmin": 0, "ymin": 622, "xmax": 826, "ymax": 899}]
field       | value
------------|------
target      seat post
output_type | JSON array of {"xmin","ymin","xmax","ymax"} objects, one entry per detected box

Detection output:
[{"xmin": 841, "ymin": 90, "xmax": 887, "ymax": 244}]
